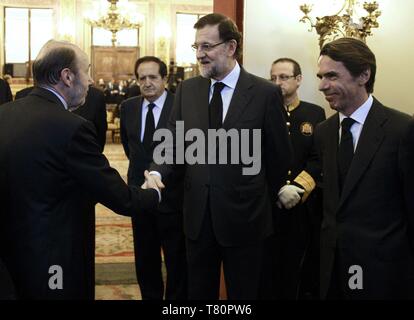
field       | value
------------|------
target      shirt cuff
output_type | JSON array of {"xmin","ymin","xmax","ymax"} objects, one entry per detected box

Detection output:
[{"xmin": 149, "ymin": 171, "xmax": 162, "ymax": 202}]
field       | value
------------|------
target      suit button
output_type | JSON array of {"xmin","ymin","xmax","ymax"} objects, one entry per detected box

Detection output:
[
  {"xmin": 288, "ymin": 170, "xmax": 292, "ymax": 175},
  {"xmin": 286, "ymin": 122, "xmax": 291, "ymax": 127}
]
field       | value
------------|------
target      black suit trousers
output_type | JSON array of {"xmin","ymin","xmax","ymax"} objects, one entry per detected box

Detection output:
[
  {"xmin": 186, "ymin": 201, "xmax": 265, "ymax": 300},
  {"xmin": 131, "ymin": 209, "xmax": 187, "ymax": 300}
]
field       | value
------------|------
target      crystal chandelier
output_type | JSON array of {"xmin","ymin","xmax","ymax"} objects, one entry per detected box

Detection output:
[
  {"xmin": 87, "ymin": 0, "xmax": 142, "ymax": 46},
  {"xmin": 299, "ymin": 0, "xmax": 381, "ymax": 48}
]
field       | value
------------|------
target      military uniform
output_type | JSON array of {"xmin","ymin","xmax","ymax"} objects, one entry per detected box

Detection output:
[{"xmin": 274, "ymin": 98, "xmax": 325, "ymax": 299}]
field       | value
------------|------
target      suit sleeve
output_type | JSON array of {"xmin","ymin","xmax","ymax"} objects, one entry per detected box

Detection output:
[
  {"xmin": 401, "ymin": 119, "xmax": 414, "ymax": 251},
  {"xmin": 264, "ymin": 85, "xmax": 292, "ymax": 195},
  {"xmin": 66, "ymin": 121, "xmax": 158, "ymax": 216}
]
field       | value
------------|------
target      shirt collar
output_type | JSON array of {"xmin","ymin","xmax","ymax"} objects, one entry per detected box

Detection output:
[
  {"xmin": 286, "ymin": 96, "xmax": 300, "ymax": 112},
  {"xmin": 40, "ymin": 85, "xmax": 68, "ymax": 110},
  {"xmin": 339, "ymin": 94, "xmax": 373, "ymax": 125},
  {"xmin": 143, "ymin": 89, "xmax": 167, "ymax": 110},
  {"xmin": 210, "ymin": 61, "xmax": 241, "ymax": 90}
]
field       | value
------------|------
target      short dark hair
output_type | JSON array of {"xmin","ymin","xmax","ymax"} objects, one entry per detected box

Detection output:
[
  {"xmin": 33, "ymin": 46, "xmax": 78, "ymax": 86},
  {"xmin": 272, "ymin": 58, "xmax": 302, "ymax": 76},
  {"xmin": 134, "ymin": 56, "xmax": 167, "ymax": 79},
  {"xmin": 320, "ymin": 38, "xmax": 376, "ymax": 93},
  {"xmin": 194, "ymin": 13, "xmax": 242, "ymax": 59}
]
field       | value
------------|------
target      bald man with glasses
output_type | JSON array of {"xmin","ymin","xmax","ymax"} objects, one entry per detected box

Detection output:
[{"xmin": 267, "ymin": 58, "xmax": 326, "ymax": 300}]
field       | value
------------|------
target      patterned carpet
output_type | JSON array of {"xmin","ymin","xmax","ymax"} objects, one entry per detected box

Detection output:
[{"xmin": 95, "ymin": 139, "xmax": 140, "ymax": 300}]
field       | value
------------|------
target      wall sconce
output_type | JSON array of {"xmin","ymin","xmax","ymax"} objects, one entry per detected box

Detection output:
[
  {"xmin": 155, "ymin": 21, "xmax": 172, "ymax": 64},
  {"xmin": 299, "ymin": 0, "xmax": 381, "ymax": 48}
]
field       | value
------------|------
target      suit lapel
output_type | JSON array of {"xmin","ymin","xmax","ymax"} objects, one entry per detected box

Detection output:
[
  {"xmin": 338, "ymin": 99, "xmax": 386, "ymax": 209},
  {"xmin": 222, "ymin": 68, "xmax": 253, "ymax": 130},
  {"xmin": 325, "ymin": 114, "xmax": 341, "ymax": 207},
  {"xmin": 195, "ymin": 77, "xmax": 211, "ymax": 134},
  {"xmin": 156, "ymin": 91, "xmax": 173, "ymax": 130},
  {"xmin": 133, "ymin": 96, "xmax": 144, "ymax": 145}
]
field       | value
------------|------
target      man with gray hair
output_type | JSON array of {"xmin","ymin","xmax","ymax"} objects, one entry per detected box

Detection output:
[{"xmin": 0, "ymin": 40, "xmax": 160, "ymax": 299}]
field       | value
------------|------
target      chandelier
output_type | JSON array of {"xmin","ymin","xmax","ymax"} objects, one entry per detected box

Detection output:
[
  {"xmin": 87, "ymin": 0, "xmax": 142, "ymax": 46},
  {"xmin": 299, "ymin": 0, "xmax": 381, "ymax": 48}
]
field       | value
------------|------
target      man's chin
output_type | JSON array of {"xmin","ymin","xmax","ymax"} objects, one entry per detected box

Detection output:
[
  {"xmin": 199, "ymin": 65, "xmax": 212, "ymax": 78},
  {"xmin": 69, "ymin": 98, "xmax": 86, "ymax": 111}
]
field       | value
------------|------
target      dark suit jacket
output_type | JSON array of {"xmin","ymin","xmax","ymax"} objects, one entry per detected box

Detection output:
[
  {"xmin": 15, "ymin": 86, "xmax": 107, "ymax": 151},
  {"xmin": 0, "ymin": 87, "xmax": 158, "ymax": 299},
  {"xmin": 151, "ymin": 68, "xmax": 292, "ymax": 246},
  {"xmin": 0, "ymin": 79, "xmax": 12, "ymax": 105},
  {"xmin": 0, "ymin": 258, "xmax": 15, "ymax": 299},
  {"xmin": 313, "ymin": 98, "xmax": 414, "ymax": 299},
  {"xmin": 120, "ymin": 91, "xmax": 183, "ymax": 213},
  {"xmin": 126, "ymin": 84, "xmax": 141, "ymax": 99},
  {"xmin": 73, "ymin": 86, "xmax": 107, "ymax": 151},
  {"xmin": 14, "ymin": 86, "xmax": 34, "ymax": 100}
]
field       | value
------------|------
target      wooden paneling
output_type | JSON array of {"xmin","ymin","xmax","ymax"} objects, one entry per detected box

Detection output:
[
  {"xmin": 213, "ymin": 0, "xmax": 244, "ymax": 65},
  {"xmin": 91, "ymin": 46, "xmax": 139, "ymax": 82}
]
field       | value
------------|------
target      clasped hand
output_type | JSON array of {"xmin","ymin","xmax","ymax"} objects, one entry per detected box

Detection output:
[
  {"xmin": 141, "ymin": 170, "xmax": 165, "ymax": 191},
  {"xmin": 276, "ymin": 184, "xmax": 305, "ymax": 210}
]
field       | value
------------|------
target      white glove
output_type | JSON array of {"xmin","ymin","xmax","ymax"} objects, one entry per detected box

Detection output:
[{"xmin": 277, "ymin": 184, "xmax": 305, "ymax": 210}]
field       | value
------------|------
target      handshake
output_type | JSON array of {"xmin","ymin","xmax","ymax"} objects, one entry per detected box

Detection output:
[
  {"xmin": 276, "ymin": 184, "xmax": 304, "ymax": 210},
  {"xmin": 141, "ymin": 170, "xmax": 165, "ymax": 201}
]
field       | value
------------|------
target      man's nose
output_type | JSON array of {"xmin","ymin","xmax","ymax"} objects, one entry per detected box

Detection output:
[
  {"xmin": 318, "ymin": 78, "xmax": 329, "ymax": 91},
  {"xmin": 196, "ymin": 48, "xmax": 206, "ymax": 59}
]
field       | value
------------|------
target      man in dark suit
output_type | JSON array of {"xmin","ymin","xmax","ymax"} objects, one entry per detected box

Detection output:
[
  {"xmin": 145, "ymin": 13, "xmax": 292, "ymax": 299},
  {"xmin": 270, "ymin": 58, "xmax": 326, "ymax": 299},
  {"xmin": 0, "ymin": 40, "xmax": 160, "ymax": 300},
  {"xmin": 0, "ymin": 78, "xmax": 13, "ymax": 105},
  {"xmin": 15, "ymin": 85, "xmax": 107, "ymax": 151},
  {"xmin": 120, "ymin": 56, "xmax": 186, "ymax": 300},
  {"xmin": 74, "ymin": 85, "xmax": 107, "ymax": 151},
  {"xmin": 310, "ymin": 38, "xmax": 414, "ymax": 299}
]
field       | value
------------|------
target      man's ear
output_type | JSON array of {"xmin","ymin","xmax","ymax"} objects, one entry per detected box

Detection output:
[
  {"xmin": 296, "ymin": 74, "xmax": 303, "ymax": 86},
  {"xmin": 227, "ymin": 39, "xmax": 237, "ymax": 57},
  {"xmin": 359, "ymin": 69, "xmax": 371, "ymax": 87},
  {"xmin": 61, "ymin": 68, "xmax": 72, "ymax": 87}
]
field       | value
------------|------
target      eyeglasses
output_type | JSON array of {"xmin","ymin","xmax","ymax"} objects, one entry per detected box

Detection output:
[
  {"xmin": 270, "ymin": 75, "xmax": 297, "ymax": 82},
  {"xmin": 191, "ymin": 41, "xmax": 227, "ymax": 52}
]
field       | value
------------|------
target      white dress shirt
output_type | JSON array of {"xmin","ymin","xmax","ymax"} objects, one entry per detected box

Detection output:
[
  {"xmin": 140, "ymin": 90, "xmax": 167, "ymax": 141},
  {"xmin": 210, "ymin": 62, "xmax": 241, "ymax": 122},
  {"xmin": 339, "ymin": 95, "xmax": 373, "ymax": 151}
]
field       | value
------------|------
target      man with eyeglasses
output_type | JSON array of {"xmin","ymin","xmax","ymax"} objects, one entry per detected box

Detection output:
[
  {"xmin": 145, "ymin": 13, "xmax": 292, "ymax": 299},
  {"xmin": 267, "ymin": 58, "xmax": 325, "ymax": 300}
]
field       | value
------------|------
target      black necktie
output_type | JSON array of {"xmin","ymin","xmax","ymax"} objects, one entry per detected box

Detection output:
[
  {"xmin": 338, "ymin": 117, "xmax": 356, "ymax": 191},
  {"xmin": 209, "ymin": 82, "xmax": 226, "ymax": 129},
  {"xmin": 143, "ymin": 103, "xmax": 156, "ymax": 152}
]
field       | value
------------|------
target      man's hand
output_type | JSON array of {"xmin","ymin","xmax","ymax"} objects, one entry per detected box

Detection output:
[
  {"xmin": 141, "ymin": 170, "xmax": 165, "ymax": 190},
  {"xmin": 277, "ymin": 184, "xmax": 305, "ymax": 210}
]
